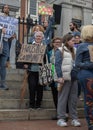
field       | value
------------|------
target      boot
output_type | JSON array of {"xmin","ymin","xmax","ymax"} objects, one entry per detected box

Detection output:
[{"xmin": 0, "ymin": 80, "xmax": 9, "ymax": 90}]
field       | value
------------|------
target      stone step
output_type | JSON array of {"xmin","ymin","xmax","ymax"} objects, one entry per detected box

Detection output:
[
  {"xmin": 6, "ymin": 81, "xmax": 25, "ymax": 89},
  {"xmin": 0, "ymin": 108, "xmax": 85, "ymax": 121},
  {"xmin": 6, "ymin": 73, "xmax": 24, "ymax": 81},
  {"xmin": 7, "ymin": 68, "xmax": 25, "ymax": 74},
  {"xmin": 0, "ymin": 90, "xmax": 53, "ymax": 99},
  {"xmin": 0, "ymin": 99, "xmax": 84, "ymax": 109},
  {"xmin": 0, "ymin": 99, "xmax": 55, "ymax": 109},
  {"xmin": 6, "ymin": 68, "xmax": 25, "ymax": 81}
]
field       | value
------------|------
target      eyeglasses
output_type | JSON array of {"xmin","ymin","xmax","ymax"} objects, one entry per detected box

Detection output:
[{"xmin": 53, "ymin": 41, "xmax": 61, "ymax": 43}]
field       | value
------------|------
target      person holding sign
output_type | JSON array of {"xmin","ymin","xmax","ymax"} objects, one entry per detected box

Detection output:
[
  {"xmin": 24, "ymin": 31, "xmax": 46, "ymax": 109},
  {"xmin": 1, "ymin": 4, "xmax": 18, "ymax": 68},
  {"xmin": 75, "ymin": 25, "xmax": 93, "ymax": 130}
]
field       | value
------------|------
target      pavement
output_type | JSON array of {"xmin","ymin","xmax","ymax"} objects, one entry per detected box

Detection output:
[{"xmin": 0, "ymin": 119, "xmax": 88, "ymax": 130}]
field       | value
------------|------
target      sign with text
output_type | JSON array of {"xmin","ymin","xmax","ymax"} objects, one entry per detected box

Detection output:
[
  {"xmin": 0, "ymin": 13, "xmax": 18, "ymax": 38},
  {"xmin": 88, "ymin": 45, "xmax": 93, "ymax": 62},
  {"xmin": 17, "ymin": 44, "xmax": 46, "ymax": 64}
]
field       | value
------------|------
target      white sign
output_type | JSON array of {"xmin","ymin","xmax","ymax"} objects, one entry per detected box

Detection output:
[{"xmin": 0, "ymin": 14, "xmax": 18, "ymax": 38}]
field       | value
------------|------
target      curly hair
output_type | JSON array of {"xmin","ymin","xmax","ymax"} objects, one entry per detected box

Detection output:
[{"xmin": 32, "ymin": 25, "xmax": 45, "ymax": 33}]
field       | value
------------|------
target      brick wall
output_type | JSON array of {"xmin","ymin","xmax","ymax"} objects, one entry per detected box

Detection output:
[{"xmin": 20, "ymin": 0, "xmax": 27, "ymax": 44}]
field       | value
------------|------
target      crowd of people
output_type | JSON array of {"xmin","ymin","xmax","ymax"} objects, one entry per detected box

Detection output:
[{"xmin": 0, "ymin": 4, "xmax": 93, "ymax": 130}]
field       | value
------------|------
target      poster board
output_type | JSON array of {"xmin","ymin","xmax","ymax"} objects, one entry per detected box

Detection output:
[
  {"xmin": 17, "ymin": 44, "xmax": 46, "ymax": 64},
  {"xmin": 0, "ymin": 13, "xmax": 18, "ymax": 38}
]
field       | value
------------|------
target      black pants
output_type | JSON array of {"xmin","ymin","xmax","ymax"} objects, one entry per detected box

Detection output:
[
  {"xmin": 50, "ymin": 81, "xmax": 58, "ymax": 109},
  {"xmin": 28, "ymin": 71, "xmax": 43, "ymax": 108}
]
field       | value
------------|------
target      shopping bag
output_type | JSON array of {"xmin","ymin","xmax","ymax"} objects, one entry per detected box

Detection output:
[{"xmin": 39, "ymin": 63, "xmax": 53, "ymax": 85}]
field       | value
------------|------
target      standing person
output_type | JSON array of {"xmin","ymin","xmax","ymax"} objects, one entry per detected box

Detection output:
[
  {"xmin": 75, "ymin": 25, "xmax": 93, "ymax": 130},
  {"xmin": 0, "ymin": 28, "xmax": 9, "ymax": 90},
  {"xmin": 24, "ymin": 31, "xmax": 45, "ymax": 109},
  {"xmin": 55, "ymin": 33, "xmax": 81, "ymax": 127},
  {"xmin": 28, "ymin": 24, "xmax": 44, "ymax": 44},
  {"xmin": 74, "ymin": 33, "xmax": 83, "ymax": 99},
  {"xmin": 43, "ymin": 16, "xmax": 55, "ymax": 49},
  {"xmin": 69, "ymin": 21, "xmax": 80, "ymax": 36},
  {"xmin": 1, "ymin": 4, "xmax": 14, "ymax": 67},
  {"xmin": 48, "ymin": 37, "xmax": 62, "ymax": 119}
]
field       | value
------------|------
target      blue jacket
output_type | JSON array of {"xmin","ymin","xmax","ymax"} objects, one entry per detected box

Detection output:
[
  {"xmin": 75, "ymin": 42, "xmax": 93, "ymax": 70},
  {"xmin": 55, "ymin": 49, "xmax": 63, "ymax": 78}
]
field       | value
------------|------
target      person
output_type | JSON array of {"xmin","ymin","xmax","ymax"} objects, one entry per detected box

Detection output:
[
  {"xmin": 43, "ymin": 16, "xmax": 55, "ymax": 49},
  {"xmin": 28, "ymin": 24, "xmax": 45, "ymax": 44},
  {"xmin": 1, "ymin": 4, "xmax": 10, "ymax": 16},
  {"xmin": 74, "ymin": 33, "xmax": 82, "ymax": 48},
  {"xmin": 24, "ymin": 31, "xmax": 46, "ymax": 109},
  {"xmin": 74, "ymin": 33, "xmax": 83, "ymax": 100},
  {"xmin": 1, "ymin": 4, "xmax": 15, "ymax": 67},
  {"xmin": 48, "ymin": 37, "xmax": 62, "ymax": 119},
  {"xmin": 55, "ymin": 33, "xmax": 81, "ymax": 127},
  {"xmin": 27, "ymin": 14, "xmax": 33, "ymax": 34},
  {"xmin": 75, "ymin": 25, "xmax": 93, "ymax": 130},
  {"xmin": 69, "ymin": 21, "xmax": 80, "ymax": 36},
  {"xmin": 0, "ymin": 27, "xmax": 9, "ymax": 90}
]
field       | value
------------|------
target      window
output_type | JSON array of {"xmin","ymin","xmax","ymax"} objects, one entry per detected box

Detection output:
[{"xmin": 30, "ymin": 0, "xmax": 37, "ymax": 15}]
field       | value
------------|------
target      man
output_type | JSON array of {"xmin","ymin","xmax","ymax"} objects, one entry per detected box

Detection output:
[{"xmin": 69, "ymin": 21, "xmax": 80, "ymax": 36}]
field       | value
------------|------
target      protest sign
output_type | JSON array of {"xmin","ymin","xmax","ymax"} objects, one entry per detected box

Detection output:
[
  {"xmin": 17, "ymin": 44, "xmax": 46, "ymax": 64},
  {"xmin": 0, "ymin": 13, "xmax": 18, "ymax": 38}
]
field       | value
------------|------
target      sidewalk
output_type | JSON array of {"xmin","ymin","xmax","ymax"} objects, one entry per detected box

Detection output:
[{"xmin": 0, "ymin": 119, "xmax": 88, "ymax": 130}]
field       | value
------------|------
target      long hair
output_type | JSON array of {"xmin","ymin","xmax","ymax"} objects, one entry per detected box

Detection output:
[
  {"xmin": 62, "ymin": 33, "xmax": 75, "ymax": 60},
  {"xmin": 1, "ymin": 4, "xmax": 10, "ymax": 16}
]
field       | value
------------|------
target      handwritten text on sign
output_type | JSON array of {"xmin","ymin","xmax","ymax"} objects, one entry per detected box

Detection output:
[
  {"xmin": 17, "ymin": 44, "xmax": 46, "ymax": 64},
  {"xmin": 0, "ymin": 14, "xmax": 18, "ymax": 38}
]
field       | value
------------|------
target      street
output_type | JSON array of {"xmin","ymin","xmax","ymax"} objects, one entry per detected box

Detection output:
[{"xmin": 0, "ymin": 119, "xmax": 88, "ymax": 130}]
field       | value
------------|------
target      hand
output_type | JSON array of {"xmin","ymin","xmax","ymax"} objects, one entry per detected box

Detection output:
[
  {"xmin": 2, "ymin": 28, "xmax": 6, "ymax": 34},
  {"xmin": 24, "ymin": 64, "xmax": 28, "ymax": 69},
  {"xmin": 57, "ymin": 78, "xmax": 64, "ymax": 84}
]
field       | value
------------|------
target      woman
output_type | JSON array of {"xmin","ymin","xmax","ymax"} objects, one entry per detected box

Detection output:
[
  {"xmin": 24, "ymin": 31, "xmax": 45, "ymax": 109},
  {"xmin": 29, "ymin": 25, "xmax": 45, "ymax": 44},
  {"xmin": 48, "ymin": 37, "xmax": 62, "ymax": 119},
  {"xmin": 55, "ymin": 33, "xmax": 81, "ymax": 127},
  {"xmin": 75, "ymin": 25, "xmax": 93, "ymax": 130}
]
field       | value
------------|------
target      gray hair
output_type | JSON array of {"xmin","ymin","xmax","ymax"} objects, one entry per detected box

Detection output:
[{"xmin": 34, "ymin": 31, "xmax": 44, "ymax": 38}]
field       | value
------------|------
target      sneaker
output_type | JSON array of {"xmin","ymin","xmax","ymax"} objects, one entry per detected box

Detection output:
[
  {"xmin": 71, "ymin": 119, "xmax": 81, "ymax": 127},
  {"xmin": 0, "ymin": 85, "xmax": 9, "ymax": 90},
  {"xmin": 57, "ymin": 119, "xmax": 67, "ymax": 127}
]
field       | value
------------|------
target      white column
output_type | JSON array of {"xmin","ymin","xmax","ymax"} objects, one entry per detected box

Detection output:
[
  {"xmin": 55, "ymin": 4, "xmax": 72, "ymax": 37},
  {"xmin": 83, "ymin": 8, "xmax": 92, "ymax": 25}
]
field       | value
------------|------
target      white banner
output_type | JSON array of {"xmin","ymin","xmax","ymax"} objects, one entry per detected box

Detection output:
[{"xmin": 0, "ymin": 14, "xmax": 18, "ymax": 38}]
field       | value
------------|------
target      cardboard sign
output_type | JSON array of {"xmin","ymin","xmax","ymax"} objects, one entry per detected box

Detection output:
[
  {"xmin": 39, "ymin": 63, "xmax": 53, "ymax": 85},
  {"xmin": 0, "ymin": 14, "xmax": 18, "ymax": 38},
  {"xmin": 88, "ymin": 45, "xmax": 93, "ymax": 62},
  {"xmin": 17, "ymin": 44, "xmax": 46, "ymax": 64}
]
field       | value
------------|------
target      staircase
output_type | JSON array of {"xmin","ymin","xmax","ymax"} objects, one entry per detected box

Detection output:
[{"xmin": 0, "ymin": 68, "xmax": 85, "ymax": 121}]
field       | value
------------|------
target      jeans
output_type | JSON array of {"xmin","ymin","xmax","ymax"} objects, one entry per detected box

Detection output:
[
  {"xmin": 0, "ymin": 55, "xmax": 8, "ymax": 81},
  {"xmin": 78, "ymin": 70, "xmax": 93, "ymax": 128},
  {"xmin": 0, "ymin": 39, "xmax": 9, "ymax": 82}
]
